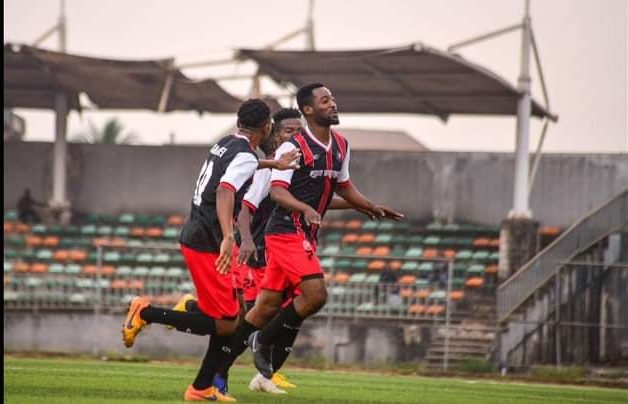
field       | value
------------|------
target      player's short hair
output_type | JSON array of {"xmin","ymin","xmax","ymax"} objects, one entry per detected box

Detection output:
[
  {"xmin": 237, "ymin": 99, "xmax": 271, "ymax": 129},
  {"xmin": 296, "ymin": 82, "xmax": 325, "ymax": 112},
  {"xmin": 273, "ymin": 108, "xmax": 302, "ymax": 126}
]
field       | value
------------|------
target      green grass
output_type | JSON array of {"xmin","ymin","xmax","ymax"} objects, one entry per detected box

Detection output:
[{"xmin": 4, "ymin": 356, "xmax": 626, "ymax": 403}]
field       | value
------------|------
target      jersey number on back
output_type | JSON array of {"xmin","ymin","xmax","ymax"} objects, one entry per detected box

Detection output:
[{"xmin": 193, "ymin": 160, "xmax": 214, "ymax": 206}]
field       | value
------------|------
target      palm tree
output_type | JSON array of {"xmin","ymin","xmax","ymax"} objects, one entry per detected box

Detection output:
[{"xmin": 71, "ymin": 118, "xmax": 139, "ymax": 144}]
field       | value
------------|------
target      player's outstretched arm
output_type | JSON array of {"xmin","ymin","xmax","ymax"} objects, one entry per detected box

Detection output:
[
  {"xmin": 335, "ymin": 182, "xmax": 404, "ymax": 221},
  {"xmin": 329, "ymin": 196, "xmax": 377, "ymax": 220},
  {"xmin": 236, "ymin": 205, "xmax": 257, "ymax": 265},
  {"xmin": 258, "ymin": 149, "xmax": 301, "ymax": 170},
  {"xmin": 215, "ymin": 186, "xmax": 236, "ymax": 274},
  {"xmin": 270, "ymin": 186, "xmax": 321, "ymax": 226}
]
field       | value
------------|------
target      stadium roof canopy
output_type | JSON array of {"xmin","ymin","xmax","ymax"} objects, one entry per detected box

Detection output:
[
  {"xmin": 238, "ymin": 43, "xmax": 557, "ymax": 122},
  {"xmin": 3, "ymin": 43, "xmax": 242, "ymax": 113}
]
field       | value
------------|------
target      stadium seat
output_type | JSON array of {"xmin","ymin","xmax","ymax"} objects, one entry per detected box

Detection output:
[
  {"xmin": 367, "ymin": 260, "xmax": 386, "ymax": 271},
  {"xmin": 335, "ymin": 259, "xmax": 352, "ymax": 271},
  {"xmin": 405, "ymin": 247, "xmax": 423, "ymax": 257},
  {"xmin": 130, "ymin": 227, "xmax": 146, "ymax": 237},
  {"xmin": 68, "ymin": 250, "xmax": 88, "ymax": 262},
  {"xmin": 348, "ymin": 273, "xmax": 367, "ymax": 283},
  {"xmin": 485, "ymin": 264, "xmax": 498, "ymax": 274},
  {"xmin": 145, "ymin": 227, "xmax": 163, "ymax": 238},
  {"xmin": 426, "ymin": 222, "xmax": 443, "ymax": 231},
  {"xmin": 52, "ymin": 250, "xmax": 69, "ymax": 262},
  {"xmin": 118, "ymin": 213, "xmax": 136, "ymax": 224},
  {"xmin": 4, "ymin": 210, "xmax": 18, "ymax": 221},
  {"xmin": 116, "ymin": 266, "xmax": 133, "ymax": 277},
  {"xmin": 426, "ymin": 304, "xmax": 446, "ymax": 316},
  {"xmin": 418, "ymin": 262, "xmax": 434, "ymax": 274},
  {"xmin": 388, "ymin": 260, "xmax": 402, "ymax": 270},
  {"xmin": 473, "ymin": 250, "xmax": 490, "ymax": 260},
  {"xmin": 455, "ymin": 250, "xmax": 473, "ymax": 260},
  {"xmin": 377, "ymin": 222, "xmax": 394, "ymax": 231},
  {"xmin": 340, "ymin": 245, "xmax": 357, "ymax": 256},
  {"xmin": 372, "ymin": 246, "xmax": 390, "ymax": 256},
  {"xmin": 136, "ymin": 253, "xmax": 154, "ymax": 263},
  {"xmin": 401, "ymin": 261, "xmax": 418, "ymax": 272},
  {"xmin": 4, "ymin": 261, "xmax": 13, "ymax": 273},
  {"xmin": 3, "ymin": 222, "xmax": 15, "ymax": 233},
  {"xmin": 150, "ymin": 266, "xmax": 167, "ymax": 277},
  {"xmin": 408, "ymin": 304, "xmax": 426, "ymax": 315},
  {"xmin": 114, "ymin": 226, "xmax": 130, "ymax": 237},
  {"xmin": 153, "ymin": 253, "xmax": 170, "ymax": 264},
  {"xmin": 342, "ymin": 233, "xmax": 359, "ymax": 244},
  {"xmin": 356, "ymin": 246, "xmax": 373, "ymax": 256},
  {"xmin": 488, "ymin": 251, "xmax": 500, "ymax": 261},
  {"xmin": 103, "ymin": 251, "xmax": 121, "ymax": 263},
  {"xmin": 465, "ymin": 277, "xmax": 485, "ymax": 288},
  {"xmin": 358, "ymin": 233, "xmax": 375, "ymax": 243},
  {"xmin": 165, "ymin": 267, "xmax": 185, "ymax": 277},
  {"xmin": 390, "ymin": 245, "xmax": 407, "ymax": 257},
  {"xmin": 30, "ymin": 263, "xmax": 48, "ymax": 273},
  {"xmin": 428, "ymin": 290, "xmax": 447, "ymax": 301},
  {"xmin": 322, "ymin": 245, "xmax": 340, "ymax": 255},
  {"xmin": 365, "ymin": 274, "xmax": 381, "ymax": 284},
  {"xmin": 35, "ymin": 249, "xmax": 53, "ymax": 261},
  {"xmin": 324, "ymin": 232, "xmax": 342, "ymax": 243},
  {"xmin": 25, "ymin": 235, "xmax": 43, "ymax": 247},
  {"xmin": 320, "ymin": 257, "xmax": 335, "ymax": 270},
  {"xmin": 423, "ymin": 236, "xmax": 440, "ymax": 246},
  {"xmin": 133, "ymin": 266, "xmax": 150, "ymax": 277},
  {"xmin": 65, "ymin": 264, "xmax": 82, "ymax": 274},
  {"xmin": 352, "ymin": 259, "xmax": 369, "ymax": 271},
  {"xmin": 162, "ymin": 227, "xmax": 179, "ymax": 239},
  {"xmin": 361, "ymin": 221, "xmax": 378, "ymax": 231},
  {"xmin": 333, "ymin": 272, "xmax": 350, "ymax": 284},
  {"xmin": 345, "ymin": 220, "xmax": 363, "ymax": 230},
  {"xmin": 467, "ymin": 264, "xmax": 485, "ymax": 275},
  {"xmin": 167, "ymin": 214, "xmax": 185, "ymax": 226},
  {"xmin": 443, "ymin": 249, "xmax": 457, "ymax": 259},
  {"xmin": 399, "ymin": 275, "xmax": 416, "ymax": 285},
  {"xmin": 422, "ymin": 248, "xmax": 439, "ymax": 259}
]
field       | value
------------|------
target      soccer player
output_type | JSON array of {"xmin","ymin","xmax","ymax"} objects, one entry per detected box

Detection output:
[
  {"xmin": 120, "ymin": 99, "xmax": 297, "ymax": 402},
  {"xmin": 220, "ymin": 83, "xmax": 403, "ymax": 392}
]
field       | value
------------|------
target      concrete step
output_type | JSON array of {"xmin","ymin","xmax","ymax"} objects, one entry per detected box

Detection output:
[
  {"xmin": 424, "ymin": 353, "xmax": 487, "ymax": 363},
  {"xmin": 427, "ymin": 346, "xmax": 489, "ymax": 355}
]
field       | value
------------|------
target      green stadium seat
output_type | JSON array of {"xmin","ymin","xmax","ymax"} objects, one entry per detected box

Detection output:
[
  {"xmin": 153, "ymin": 253, "xmax": 170, "ymax": 264},
  {"xmin": 415, "ymin": 278, "xmax": 430, "ymax": 288},
  {"xmin": 423, "ymin": 236, "xmax": 440, "ymax": 246},
  {"xmin": 178, "ymin": 281, "xmax": 195, "ymax": 292},
  {"xmin": 405, "ymin": 247, "xmax": 423, "ymax": 257},
  {"xmin": 473, "ymin": 250, "xmax": 490, "ymax": 260},
  {"xmin": 418, "ymin": 262, "xmax": 435, "ymax": 273},
  {"xmin": 69, "ymin": 293, "xmax": 88, "ymax": 304},
  {"xmin": 60, "ymin": 225, "xmax": 80, "ymax": 236},
  {"xmin": 324, "ymin": 232, "xmax": 342, "ymax": 243},
  {"xmin": 453, "ymin": 263, "xmax": 468, "ymax": 275},
  {"xmin": 76, "ymin": 278, "xmax": 95, "ymax": 288},
  {"xmin": 409, "ymin": 235, "xmax": 424, "ymax": 244},
  {"xmin": 390, "ymin": 245, "xmax": 407, "ymax": 257},
  {"xmin": 392, "ymin": 222, "xmax": 411, "ymax": 231},
  {"xmin": 467, "ymin": 264, "xmax": 486, "ymax": 275},
  {"xmin": 149, "ymin": 214, "xmax": 167, "ymax": 226},
  {"xmin": 166, "ymin": 267, "xmax": 185, "ymax": 277},
  {"xmin": 352, "ymin": 259, "xmax": 368, "ymax": 271},
  {"xmin": 116, "ymin": 266, "xmax": 133, "ymax": 276},
  {"xmin": 97, "ymin": 225, "xmax": 113, "ymax": 236},
  {"xmin": 428, "ymin": 290, "xmax": 447, "ymax": 301},
  {"xmin": 377, "ymin": 222, "xmax": 394, "ymax": 231},
  {"xmin": 20, "ymin": 249, "xmax": 36, "ymax": 261},
  {"xmin": 127, "ymin": 240, "xmax": 144, "ymax": 247},
  {"xmin": 133, "ymin": 266, "xmax": 150, "ymax": 277},
  {"xmin": 162, "ymin": 227, "xmax": 179, "ymax": 239},
  {"xmin": 48, "ymin": 263, "xmax": 65, "ymax": 273},
  {"xmin": 80, "ymin": 225, "xmax": 97, "ymax": 236},
  {"xmin": 4, "ymin": 249, "xmax": 18, "ymax": 259},
  {"xmin": 348, "ymin": 273, "xmax": 367, "ymax": 283},
  {"xmin": 374, "ymin": 233, "xmax": 392, "ymax": 244},
  {"xmin": 4, "ymin": 210, "xmax": 18, "ymax": 221},
  {"xmin": 4, "ymin": 261, "xmax": 12, "ymax": 273},
  {"xmin": 488, "ymin": 251, "xmax": 500, "ymax": 261},
  {"xmin": 322, "ymin": 245, "xmax": 340, "ymax": 255},
  {"xmin": 118, "ymin": 213, "xmax": 136, "ymax": 224},
  {"xmin": 340, "ymin": 246, "xmax": 357, "ymax": 256},
  {"xmin": 426, "ymin": 222, "xmax": 443, "ymax": 231},
  {"xmin": 356, "ymin": 302, "xmax": 376, "ymax": 313},
  {"xmin": 84, "ymin": 213, "xmax": 102, "ymax": 223},
  {"xmin": 104, "ymin": 251, "xmax": 121, "ymax": 263},
  {"xmin": 401, "ymin": 261, "xmax": 419, "ymax": 271},
  {"xmin": 365, "ymin": 274, "xmax": 380, "ymax": 284},
  {"xmin": 65, "ymin": 264, "xmax": 82, "ymax": 274},
  {"xmin": 31, "ymin": 224, "xmax": 47, "ymax": 234},
  {"xmin": 335, "ymin": 259, "xmax": 352, "ymax": 270},
  {"xmin": 136, "ymin": 253, "xmax": 154, "ymax": 263},
  {"xmin": 5, "ymin": 234, "xmax": 25, "ymax": 246},
  {"xmin": 170, "ymin": 254, "xmax": 185, "ymax": 265},
  {"xmin": 320, "ymin": 257, "xmax": 335, "ymax": 270},
  {"xmin": 35, "ymin": 249, "xmax": 53, "ymax": 261},
  {"xmin": 150, "ymin": 266, "xmax": 167, "ymax": 276},
  {"xmin": 455, "ymin": 250, "xmax": 473, "ymax": 260},
  {"xmin": 25, "ymin": 277, "xmax": 44, "ymax": 288},
  {"xmin": 114, "ymin": 226, "xmax": 130, "ymax": 237},
  {"xmin": 361, "ymin": 221, "xmax": 378, "ymax": 230},
  {"xmin": 443, "ymin": 223, "xmax": 461, "ymax": 232},
  {"xmin": 453, "ymin": 277, "xmax": 466, "ymax": 288}
]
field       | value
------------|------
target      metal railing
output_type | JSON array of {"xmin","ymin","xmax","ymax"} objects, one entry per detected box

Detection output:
[{"xmin": 497, "ymin": 190, "xmax": 628, "ymax": 322}]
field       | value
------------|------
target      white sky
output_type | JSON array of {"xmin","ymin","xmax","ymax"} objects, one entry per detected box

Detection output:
[{"xmin": 4, "ymin": 0, "xmax": 627, "ymax": 152}]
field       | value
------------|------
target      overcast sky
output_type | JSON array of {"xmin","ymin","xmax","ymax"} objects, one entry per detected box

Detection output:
[{"xmin": 4, "ymin": 0, "xmax": 627, "ymax": 152}]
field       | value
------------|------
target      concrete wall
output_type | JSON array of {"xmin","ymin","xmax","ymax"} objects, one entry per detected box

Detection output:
[
  {"xmin": 4, "ymin": 142, "xmax": 628, "ymax": 227},
  {"xmin": 3, "ymin": 312, "xmax": 429, "ymax": 364}
]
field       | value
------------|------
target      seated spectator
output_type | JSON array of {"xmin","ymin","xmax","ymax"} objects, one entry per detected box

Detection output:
[{"xmin": 17, "ymin": 189, "xmax": 45, "ymax": 224}]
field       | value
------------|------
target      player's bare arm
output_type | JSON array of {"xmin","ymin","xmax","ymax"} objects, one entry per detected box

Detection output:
[
  {"xmin": 328, "ymin": 195, "xmax": 377, "ymax": 220},
  {"xmin": 270, "ymin": 186, "xmax": 321, "ymax": 226},
  {"xmin": 258, "ymin": 149, "xmax": 301, "ymax": 170},
  {"xmin": 215, "ymin": 186, "xmax": 236, "ymax": 274},
  {"xmin": 235, "ymin": 204, "xmax": 257, "ymax": 265},
  {"xmin": 335, "ymin": 182, "xmax": 404, "ymax": 221}
]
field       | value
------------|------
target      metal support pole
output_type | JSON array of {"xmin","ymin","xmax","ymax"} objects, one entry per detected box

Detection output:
[
  {"xmin": 443, "ymin": 260, "xmax": 453, "ymax": 371},
  {"xmin": 306, "ymin": 0, "xmax": 316, "ymax": 50},
  {"xmin": 51, "ymin": 93, "xmax": 69, "ymax": 213},
  {"xmin": 93, "ymin": 245, "xmax": 103, "ymax": 357},
  {"xmin": 510, "ymin": 0, "xmax": 533, "ymax": 219},
  {"xmin": 555, "ymin": 267, "xmax": 561, "ymax": 366}
]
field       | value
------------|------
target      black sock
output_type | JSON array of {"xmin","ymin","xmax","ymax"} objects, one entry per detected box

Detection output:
[
  {"xmin": 185, "ymin": 300, "xmax": 200, "ymax": 312},
  {"xmin": 216, "ymin": 320, "xmax": 258, "ymax": 377},
  {"xmin": 192, "ymin": 335, "xmax": 232, "ymax": 390},
  {"xmin": 140, "ymin": 306, "xmax": 216, "ymax": 335},
  {"xmin": 272, "ymin": 326, "xmax": 299, "ymax": 371},
  {"xmin": 258, "ymin": 301, "xmax": 304, "ymax": 346}
]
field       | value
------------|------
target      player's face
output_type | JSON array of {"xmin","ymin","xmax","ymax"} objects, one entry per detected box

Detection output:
[
  {"xmin": 311, "ymin": 87, "xmax": 339, "ymax": 126},
  {"xmin": 276, "ymin": 118, "xmax": 303, "ymax": 144}
]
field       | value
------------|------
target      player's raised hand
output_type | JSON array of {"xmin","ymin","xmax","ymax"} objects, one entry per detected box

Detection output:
[
  {"xmin": 371, "ymin": 205, "xmax": 404, "ymax": 221},
  {"xmin": 275, "ymin": 149, "xmax": 301, "ymax": 170},
  {"xmin": 303, "ymin": 206, "xmax": 322, "ymax": 226},
  {"xmin": 238, "ymin": 236, "xmax": 258, "ymax": 265},
  {"xmin": 216, "ymin": 236, "xmax": 235, "ymax": 274}
]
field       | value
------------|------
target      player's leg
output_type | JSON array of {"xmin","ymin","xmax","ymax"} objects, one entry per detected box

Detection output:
[{"xmin": 270, "ymin": 288, "xmax": 302, "ymax": 388}]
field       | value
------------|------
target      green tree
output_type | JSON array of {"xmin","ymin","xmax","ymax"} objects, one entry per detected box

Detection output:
[{"xmin": 71, "ymin": 118, "xmax": 139, "ymax": 144}]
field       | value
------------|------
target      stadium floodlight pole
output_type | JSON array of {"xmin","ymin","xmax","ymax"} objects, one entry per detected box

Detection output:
[
  {"xmin": 510, "ymin": 0, "xmax": 533, "ymax": 218},
  {"xmin": 306, "ymin": 0, "xmax": 316, "ymax": 50}
]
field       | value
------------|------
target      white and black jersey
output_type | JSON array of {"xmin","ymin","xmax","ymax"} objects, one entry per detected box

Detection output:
[
  {"xmin": 266, "ymin": 127, "xmax": 351, "ymax": 243},
  {"xmin": 179, "ymin": 134, "xmax": 258, "ymax": 252},
  {"xmin": 239, "ymin": 168, "xmax": 275, "ymax": 268}
]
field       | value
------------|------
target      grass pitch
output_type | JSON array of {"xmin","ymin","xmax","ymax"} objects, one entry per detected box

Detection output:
[{"xmin": 4, "ymin": 356, "xmax": 626, "ymax": 403}]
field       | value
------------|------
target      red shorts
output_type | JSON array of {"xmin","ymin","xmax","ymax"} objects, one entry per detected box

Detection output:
[
  {"xmin": 261, "ymin": 233, "xmax": 323, "ymax": 292},
  {"xmin": 232, "ymin": 246, "xmax": 246, "ymax": 293},
  {"xmin": 180, "ymin": 244, "xmax": 238, "ymax": 320},
  {"xmin": 242, "ymin": 266, "xmax": 266, "ymax": 302}
]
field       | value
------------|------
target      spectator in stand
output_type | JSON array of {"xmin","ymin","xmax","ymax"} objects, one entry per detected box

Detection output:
[{"xmin": 17, "ymin": 189, "xmax": 45, "ymax": 224}]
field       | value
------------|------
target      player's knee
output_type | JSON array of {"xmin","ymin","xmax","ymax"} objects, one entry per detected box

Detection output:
[
  {"xmin": 302, "ymin": 288, "xmax": 327, "ymax": 315},
  {"xmin": 215, "ymin": 319, "xmax": 238, "ymax": 336}
]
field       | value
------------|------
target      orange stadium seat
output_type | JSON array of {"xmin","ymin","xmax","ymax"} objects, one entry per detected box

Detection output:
[
  {"xmin": 92, "ymin": 237, "xmax": 109, "ymax": 247},
  {"xmin": 345, "ymin": 220, "xmax": 363, "ymax": 230},
  {"xmin": 422, "ymin": 248, "xmax": 439, "ymax": 259},
  {"xmin": 53, "ymin": 250, "xmax": 70, "ymax": 262},
  {"xmin": 426, "ymin": 304, "xmax": 446, "ymax": 316},
  {"xmin": 42, "ymin": 236, "xmax": 60, "ymax": 247},
  {"xmin": 328, "ymin": 220, "xmax": 346, "ymax": 229},
  {"xmin": 367, "ymin": 260, "xmax": 386, "ymax": 271},
  {"xmin": 372, "ymin": 246, "xmax": 390, "ymax": 257},
  {"xmin": 358, "ymin": 233, "xmax": 375, "ymax": 243},
  {"xmin": 388, "ymin": 260, "xmax": 402, "ymax": 271},
  {"xmin": 473, "ymin": 238, "xmax": 490, "ymax": 247},
  {"xmin": 25, "ymin": 235, "xmax": 43, "ymax": 247},
  {"xmin": 128, "ymin": 279, "xmax": 144, "ymax": 289},
  {"xmin": 399, "ymin": 275, "xmax": 416, "ymax": 285},
  {"xmin": 167, "ymin": 214, "xmax": 185, "ymax": 226},
  {"xmin": 68, "ymin": 249, "xmax": 88, "ymax": 262},
  {"xmin": 465, "ymin": 277, "xmax": 485, "ymax": 288},
  {"xmin": 111, "ymin": 279, "xmax": 128, "ymax": 289},
  {"xmin": 30, "ymin": 263, "xmax": 48, "ymax": 273},
  {"xmin": 485, "ymin": 265, "xmax": 498, "ymax": 274},
  {"xmin": 146, "ymin": 227, "xmax": 163, "ymax": 238},
  {"xmin": 540, "ymin": 226, "xmax": 560, "ymax": 237},
  {"xmin": 414, "ymin": 289, "xmax": 431, "ymax": 299},
  {"xmin": 4, "ymin": 222, "xmax": 15, "ymax": 233},
  {"xmin": 449, "ymin": 291, "xmax": 465, "ymax": 301},
  {"xmin": 400, "ymin": 288, "xmax": 414, "ymax": 298},
  {"xmin": 333, "ymin": 272, "xmax": 350, "ymax": 284},
  {"xmin": 408, "ymin": 304, "xmax": 426, "ymax": 315},
  {"xmin": 356, "ymin": 246, "xmax": 373, "ymax": 256},
  {"xmin": 130, "ymin": 227, "xmax": 146, "ymax": 237},
  {"xmin": 13, "ymin": 262, "xmax": 29, "ymax": 273},
  {"xmin": 15, "ymin": 223, "xmax": 30, "ymax": 233},
  {"xmin": 342, "ymin": 233, "xmax": 359, "ymax": 244},
  {"xmin": 110, "ymin": 237, "xmax": 127, "ymax": 247},
  {"xmin": 489, "ymin": 239, "xmax": 500, "ymax": 248},
  {"xmin": 443, "ymin": 249, "xmax": 457, "ymax": 259}
]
